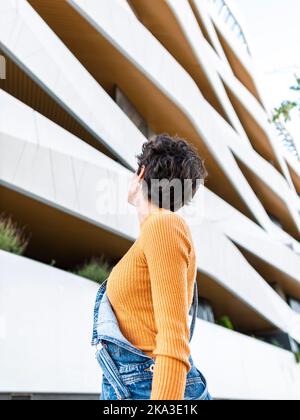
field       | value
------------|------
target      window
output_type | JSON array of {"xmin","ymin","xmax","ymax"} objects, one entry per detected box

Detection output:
[
  {"xmin": 288, "ymin": 297, "xmax": 300, "ymax": 315},
  {"xmin": 115, "ymin": 86, "xmax": 155, "ymax": 139},
  {"xmin": 254, "ymin": 330, "xmax": 298, "ymax": 353},
  {"xmin": 268, "ymin": 213, "xmax": 283, "ymax": 229},
  {"xmin": 197, "ymin": 298, "xmax": 215, "ymax": 323},
  {"xmin": 270, "ymin": 282, "xmax": 287, "ymax": 302}
]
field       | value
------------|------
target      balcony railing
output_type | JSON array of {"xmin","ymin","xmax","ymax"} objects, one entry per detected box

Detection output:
[
  {"xmin": 275, "ymin": 121, "xmax": 300, "ymax": 161},
  {"xmin": 210, "ymin": 0, "xmax": 251, "ymax": 55}
]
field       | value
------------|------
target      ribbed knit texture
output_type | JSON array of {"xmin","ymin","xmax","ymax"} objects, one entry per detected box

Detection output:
[{"xmin": 106, "ymin": 208, "xmax": 196, "ymax": 400}]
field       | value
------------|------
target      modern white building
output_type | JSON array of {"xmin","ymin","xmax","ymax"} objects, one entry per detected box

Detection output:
[{"xmin": 0, "ymin": 0, "xmax": 300, "ymax": 400}]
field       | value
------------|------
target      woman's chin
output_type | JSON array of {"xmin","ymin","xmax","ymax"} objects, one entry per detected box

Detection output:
[{"xmin": 127, "ymin": 196, "xmax": 137, "ymax": 207}]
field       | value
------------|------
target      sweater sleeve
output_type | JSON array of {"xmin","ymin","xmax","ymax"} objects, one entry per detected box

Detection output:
[{"xmin": 141, "ymin": 213, "xmax": 192, "ymax": 400}]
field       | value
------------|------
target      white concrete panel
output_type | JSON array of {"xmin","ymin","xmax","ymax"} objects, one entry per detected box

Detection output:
[
  {"xmin": 0, "ymin": 133, "xmax": 26, "ymax": 182},
  {"xmin": 0, "ymin": 0, "xmax": 144, "ymax": 168},
  {"xmin": 1, "ymin": 91, "xmax": 300, "ymax": 344},
  {"xmin": 13, "ymin": 142, "xmax": 55, "ymax": 201},
  {"xmin": 166, "ymin": 0, "xmax": 250, "ymax": 143},
  {"xmin": 0, "ymin": 3, "xmax": 19, "ymax": 47},
  {"xmin": 204, "ymin": 188, "xmax": 300, "ymax": 285},
  {"xmin": 207, "ymin": 0, "xmax": 269, "ymax": 110},
  {"xmin": 0, "ymin": 250, "xmax": 100, "ymax": 394},
  {"xmin": 220, "ymin": 65, "xmax": 296, "ymax": 187},
  {"xmin": 0, "ymin": 90, "xmax": 37, "ymax": 144},
  {"xmin": 68, "ymin": 0, "xmax": 300, "ymax": 239},
  {"xmin": 1, "ymin": 250, "xmax": 300, "ymax": 399},
  {"xmin": 192, "ymin": 220, "xmax": 300, "ymax": 342},
  {"xmin": 191, "ymin": 0, "xmax": 230, "ymax": 63},
  {"xmin": 194, "ymin": 320, "xmax": 300, "ymax": 400},
  {"xmin": 165, "ymin": 0, "xmax": 298, "ymax": 214},
  {"xmin": 51, "ymin": 151, "xmax": 79, "ymax": 211},
  {"xmin": 0, "ymin": 91, "xmax": 138, "ymax": 238}
]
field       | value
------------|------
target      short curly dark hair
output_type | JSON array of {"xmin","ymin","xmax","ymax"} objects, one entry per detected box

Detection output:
[{"xmin": 136, "ymin": 133, "xmax": 207, "ymax": 211}]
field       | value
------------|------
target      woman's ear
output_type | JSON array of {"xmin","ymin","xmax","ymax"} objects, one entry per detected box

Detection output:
[{"xmin": 137, "ymin": 165, "xmax": 145, "ymax": 181}]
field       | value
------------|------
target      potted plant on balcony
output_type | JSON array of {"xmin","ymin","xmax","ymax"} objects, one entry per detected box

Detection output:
[
  {"xmin": 75, "ymin": 256, "xmax": 111, "ymax": 284},
  {"xmin": 218, "ymin": 315, "xmax": 235, "ymax": 331},
  {"xmin": 0, "ymin": 214, "xmax": 28, "ymax": 256}
]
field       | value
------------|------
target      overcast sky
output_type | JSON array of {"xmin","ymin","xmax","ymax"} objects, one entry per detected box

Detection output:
[{"xmin": 233, "ymin": 0, "xmax": 300, "ymax": 139}]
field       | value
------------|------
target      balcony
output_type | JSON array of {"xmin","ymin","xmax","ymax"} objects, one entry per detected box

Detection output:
[
  {"xmin": 210, "ymin": 0, "xmax": 251, "ymax": 55},
  {"xmin": 275, "ymin": 121, "xmax": 300, "ymax": 161},
  {"xmin": 1, "ymin": 250, "xmax": 300, "ymax": 400}
]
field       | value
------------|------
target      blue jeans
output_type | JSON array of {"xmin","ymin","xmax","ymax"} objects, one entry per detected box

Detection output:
[
  {"xmin": 92, "ymin": 278, "xmax": 212, "ymax": 400},
  {"xmin": 98, "ymin": 340, "xmax": 212, "ymax": 400}
]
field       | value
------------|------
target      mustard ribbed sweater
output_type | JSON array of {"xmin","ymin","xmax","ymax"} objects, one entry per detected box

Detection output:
[{"xmin": 106, "ymin": 208, "xmax": 196, "ymax": 400}]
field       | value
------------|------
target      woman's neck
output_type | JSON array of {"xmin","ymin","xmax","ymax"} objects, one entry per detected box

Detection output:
[{"xmin": 137, "ymin": 200, "xmax": 172, "ymax": 228}]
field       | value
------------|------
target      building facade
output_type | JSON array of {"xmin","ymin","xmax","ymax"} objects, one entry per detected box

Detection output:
[{"xmin": 1, "ymin": 0, "xmax": 300, "ymax": 400}]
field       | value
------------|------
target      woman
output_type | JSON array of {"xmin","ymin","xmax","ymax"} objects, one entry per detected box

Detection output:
[{"xmin": 92, "ymin": 134, "xmax": 211, "ymax": 400}]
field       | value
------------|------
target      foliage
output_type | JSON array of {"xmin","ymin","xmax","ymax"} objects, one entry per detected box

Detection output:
[
  {"xmin": 218, "ymin": 316, "xmax": 234, "ymax": 331},
  {"xmin": 272, "ymin": 100, "xmax": 297, "ymax": 123},
  {"xmin": 75, "ymin": 256, "xmax": 111, "ymax": 284},
  {"xmin": 0, "ymin": 215, "xmax": 29, "ymax": 255},
  {"xmin": 272, "ymin": 75, "xmax": 300, "ymax": 123},
  {"xmin": 290, "ymin": 76, "xmax": 300, "ymax": 92},
  {"xmin": 270, "ymin": 339, "xmax": 284, "ymax": 349}
]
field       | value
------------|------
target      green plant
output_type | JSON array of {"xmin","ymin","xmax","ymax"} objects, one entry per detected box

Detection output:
[
  {"xmin": 272, "ymin": 75, "xmax": 300, "ymax": 123},
  {"xmin": 295, "ymin": 351, "xmax": 300, "ymax": 364},
  {"xmin": 218, "ymin": 316, "xmax": 234, "ymax": 331},
  {"xmin": 270, "ymin": 339, "xmax": 284, "ymax": 349},
  {"xmin": 75, "ymin": 256, "xmax": 111, "ymax": 284},
  {"xmin": 0, "ymin": 215, "xmax": 29, "ymax": 255},
  {"xmin": 272, "ymin": 100, "xmax": 298, "ymax": 123}
]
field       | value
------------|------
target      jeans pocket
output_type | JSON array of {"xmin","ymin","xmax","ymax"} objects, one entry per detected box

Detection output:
[
  {"xmin": 100, "ymin": 377, "xmax": 116, "ymax": 400},
  {"xmin": 184, "ymin": 377, "xmax": 207, "ymax": 400},
  {"xmin": 103, "ymin": 340, "xmax": 120, "ymax": 356},
  {"xmin": 123, "ymin": 379, "xmax": 152, "ymax": 400}
]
